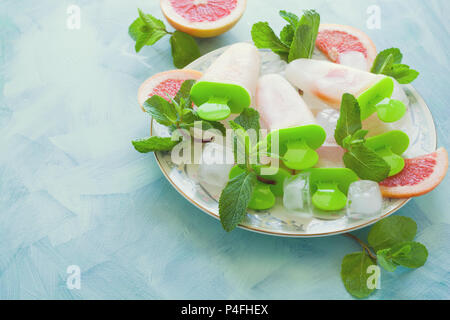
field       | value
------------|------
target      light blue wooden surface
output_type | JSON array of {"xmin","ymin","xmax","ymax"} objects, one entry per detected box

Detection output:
[{"xmin": 0, "ymin": 0, "xmax": 448, "ymax": 299}]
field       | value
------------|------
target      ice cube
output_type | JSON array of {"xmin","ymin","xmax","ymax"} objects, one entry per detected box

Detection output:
[
  {"xmin": 197, "ymin": 143, "xmax": 234, "ymax": 191},
  {"xmin": 346, "ymin": 180, "xmax": 383, "ymax": 219},
  {"xmin": 283, "ymin": 173, "xmax": 312, "ymax": 217},
  {"xmin": 316, "ymin": 108, "xmax": 340, "ymax": 144},
  {"xmin": 339, "ymin": 51, "xmax": 368, "ymax": 71}
]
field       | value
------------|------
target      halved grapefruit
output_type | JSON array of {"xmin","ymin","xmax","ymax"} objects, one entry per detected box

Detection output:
[
  {"xmin": 380, "ymin": 147, "xmax": 448, "ymax": 198},
  {"xmin": 160, "ymin": 0, "xmax": 247, "ymax": 38},
  {"xmin": 138, "ymin": 69, "xmax": 203, "ymax": 111},
  {"xmin": 316, "ymin": 24, "xmax": 377, "ymax": 71}
]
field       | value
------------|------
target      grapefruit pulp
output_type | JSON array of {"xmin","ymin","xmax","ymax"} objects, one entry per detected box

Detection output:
[
  {"xmin": 316, "ymin": 24, "xmax": 377, "ymax": 71},
  {"xmin": 160, "ymin": 0, "xmax": 247, "ymax": 38},
  {"xmin": 138, "ymin": 69, "xmax": 203, "ymax": 111},
  {"xmin": 380, "ymin": 147, "xmax": 448, "ymax": 198}
]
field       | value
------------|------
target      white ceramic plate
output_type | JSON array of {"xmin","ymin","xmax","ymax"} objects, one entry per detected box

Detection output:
[{"xmin": 151, "ymin": 47, "xmax": 437, "ymax": 237}]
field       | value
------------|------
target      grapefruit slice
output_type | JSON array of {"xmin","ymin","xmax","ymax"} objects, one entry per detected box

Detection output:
[
  {"xmin": 316, "ymin": 24, "xmax": 377, "ymax": 71},
  {"xmin": 380, "ymin": 147, "xmax": 448, "ymax": 198},
  {"xmin": 138, "ymin": 69, "xmax": 202, "ymax": 111},
  {"xmin": 160, "ymin": 0, "xmax": 247, "ymax": 38}
]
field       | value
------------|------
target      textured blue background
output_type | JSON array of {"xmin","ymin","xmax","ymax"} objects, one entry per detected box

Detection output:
[{"xmin": 0, "ymin": 0, "xmax": 448, "ymax": 299}]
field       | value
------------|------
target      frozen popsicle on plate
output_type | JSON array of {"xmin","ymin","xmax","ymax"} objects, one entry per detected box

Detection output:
[
  {"xmin": 256, "ymin": 74, "xmax": 316, "ymax": 130},
  {"xmin": 285, "ymin": 59, "xmax": 406, "ymax": 122},
  {"xmin": 256, "ymin": 74, "xmax": 326, "ymax": 170},
  {"xmin": 190, "ymin": 42, "xmax": 261, "ymax": 121}
]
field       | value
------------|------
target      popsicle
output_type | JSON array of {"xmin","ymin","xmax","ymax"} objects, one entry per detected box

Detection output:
[
  {"xmin": 285, "ymin": 59, "xmax": 406, "ymax": 122},
  {"xmin": 256, "ymin": 74, "xmax": 316, "ymax": 131},
  {"xmin": 256, "ymin": 74, "xmax": 326, "ymax": 170},
  {"xmin": 190, "ymin": 42, "xmax": 261, "ymax": 121}
]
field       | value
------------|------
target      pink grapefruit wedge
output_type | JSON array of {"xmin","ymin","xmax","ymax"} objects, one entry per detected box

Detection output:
[
  {"xmin": 138, "ymin": 69, "xmax": 203, "ymax": 111},
  {"xmin": 316, "ymin": 24, "xmax": 377, "ymax": 71},
  {"xmin": 160, "ymin": 0, "xmax": 247, "ymax": 38},
  {"xmin": 380, "ymin": 147, "xmax": 448, "ymax": 198}
]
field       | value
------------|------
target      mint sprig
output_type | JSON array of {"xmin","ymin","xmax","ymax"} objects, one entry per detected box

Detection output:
[
  {"xmin": 129, "ymin": 9, "xmax": 200, "ymax": 68},
  {"xmin": 341, "ymin": 216, "xmax": 429, "ymax": 298},
  {"xmin": 251, "ymin": 10, "xmax": 320, "ymax": 62},
  {"xmin": 251, "ymin": 22, "xmax": 290, "ymax": 61},
  {"xmin": 371, "ymin": 48, "xmax": 419, "ymax": 84},
  {"xmin": 132, "ymin": 80, "xmax": 223, "ymax": 154},
  {"xmin": 288, "ymin": 10, "xmax": 320, "ymax": 62},
  {"xmin": 219, "ymin": 171, "xmax": 257, "ymax": 232},
  {"xmin": 217, "ymin": 108, "xmax": 264, "ymax": 232},
  {"xmin": 334, "ymin": 93, "xmax": 390, "ymax": 182},
  {"xmin": 132, "ymin": 136, "xmax": 180, "ymax": 153}
]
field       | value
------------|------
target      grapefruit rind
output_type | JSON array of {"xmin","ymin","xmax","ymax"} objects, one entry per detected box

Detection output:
[
  {"xmin": 380, "ymin": 147, "xmax": 448, "ymax": 198},
  {"xmin": 160, "ymin": 0, "xmax": 247, "ymax": 38},
  {"xmin": 138, "ymin": 69, "xmax": 203, "ymax": 111},
  {"xmin": 317, "ymin": 23, "xmax": 377, "ymax": 71}
]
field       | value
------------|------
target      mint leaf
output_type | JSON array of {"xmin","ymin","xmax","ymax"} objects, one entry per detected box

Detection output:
[
  {"xmin": 279, "ymin": 10, "xmax": 299, "ymax": 27},
  {"xmin": 132, "ymin": 136, "xmax": 180, "ymax": 153},
  {"xmin": 138, "ymin": 9, "xmax": 166, "ymax": 30},
  {"xmin": 143, "ymin": 95, "xmax": 177, "ymax": 126},
  {"xmin": 385, "ymin": 64, "xmax": 419, "ymax": 84},
  {"xmin": 371, "ymin": 48, "xmax": 402, "ymax": 73},
  {"xmin": 130, "ymin": 11, "xmax": 168, "ymax": 52},
  {"xmin": 367, "ymin": 216, "xmax": 417, "ymax": 252},
  {"xmin": 334, "ymin": 93, "xmax": 362, "ymax": 147},
  {"xmin": 280, "ymin": 24, "xmax": 295, "ymax": 46},
  {"xmin": 347, "ymin": 129, "xmax": 369, "ymax": 147},
  {"xmin": 174, "ymin": 80, "xmax": 196, "ymax": 105},
  {"xmin": 170, "ymin": 31, "xmax": 201, "ymax": 69},
  {"xmin": 288, "ymin": 10, "xmax": 320, "ymax": 62},
  {"xmin": 229, "ymin": 120, "xmax": 250, "ymax": 165},
  {"xmin": 135, "ymin": 30, "xmax": 167, "ymax": 52},
  {"xmin": 390, "ymin": 241, "xmax": 428, "ymax": 268},
  {"xmin": 201, "ymin": 120, "xmax": 226, "ymax": 136},
  {"xmin": 129, "ymin": 18, "xmax": 145, "ymax": 41},
  {"xmin": 341, "ymin": 251, "xmax": 377, "ymax": 299},
  {"xmin": 371, "ymin": 48, "xmax": 419, "ymax": 84},
  {"xmin": 343, "ymin": 143, "xmax": 390, "ymax": 181},
  {"xmin": 234, "ymin": 108, "xmax": 261, "ymax": 134},
  {"xmin": 180, "ymin": 108, "xmax": 197, "ymax": 124},
  {"xmin": 219, "ymin": 171, "xmax": 257, "ymax": 232},
  {"xmin": 376, "ymin": 248, "xmax": 398, "ymax": 272},
  {"xmin": 251, "ymin": 22, "xmax": 290, "ymax": 61}
]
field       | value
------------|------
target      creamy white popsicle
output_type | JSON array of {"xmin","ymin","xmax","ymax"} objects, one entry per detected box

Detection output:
[
  {"xmin": 190, "ymin": 42, "xmax": 261, "ymax": 121},
  {"xmin": 285, "ymin": 59, "xmax": 385, "ymax": 108},
  {"xmin": 256, "ymin": 73, "xmax": 316, "ymax": 131},
  {"xmin": 200, "ymin": 42, "xmax": 261, "ymax": 99}
]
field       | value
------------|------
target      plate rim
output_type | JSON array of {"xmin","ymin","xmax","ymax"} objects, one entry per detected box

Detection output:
[{"xmin": 149, "ymin": 49, "xmax": 437, "ymax": 238}]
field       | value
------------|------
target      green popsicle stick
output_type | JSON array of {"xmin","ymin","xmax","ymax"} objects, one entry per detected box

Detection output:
[
  {"xmin": 305, "ymin": 168, "xmax": 359, "ymax": 212},
  {"xmin": 365, "ymin": 130, "xmax": 410, "ymax": 176},
  {"xmin": 376, "ymin": 146, "xmax": 405, "ymax": 176},
  {"xmin": 196, "ymin": 97, "xmax": 231, "ymax": 121},
  {"xmin": 229, "ymin": 165, "xmax": 288, "ymax": 210},
  {"xmin": 248, "ymin": 182, "xmax": 276, "ymax": 210},
  {"xmin": 253, "ymin": 165, "xmax": 291, "ymax": 196},
  {"xmin": 283, "ymin": 140, "xmax": 319, "ymax": 171},
  {"xmin": 312, "ymin": 182, "xmax": 348, "ymax": 211},
  {"xmin": 357, "ymin": 77, "xmax": 394, "ymax": 120},
  {"xmin": 375, "ymin": 99, "xmax": 407, "ymax": 123},
  {"xmin": 264, "ymin": 125, "xmax": 326, "ymax": 171},
  {"xmin": 190, "ymin": 81, "xmax": 251, "ymax": 121}
]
